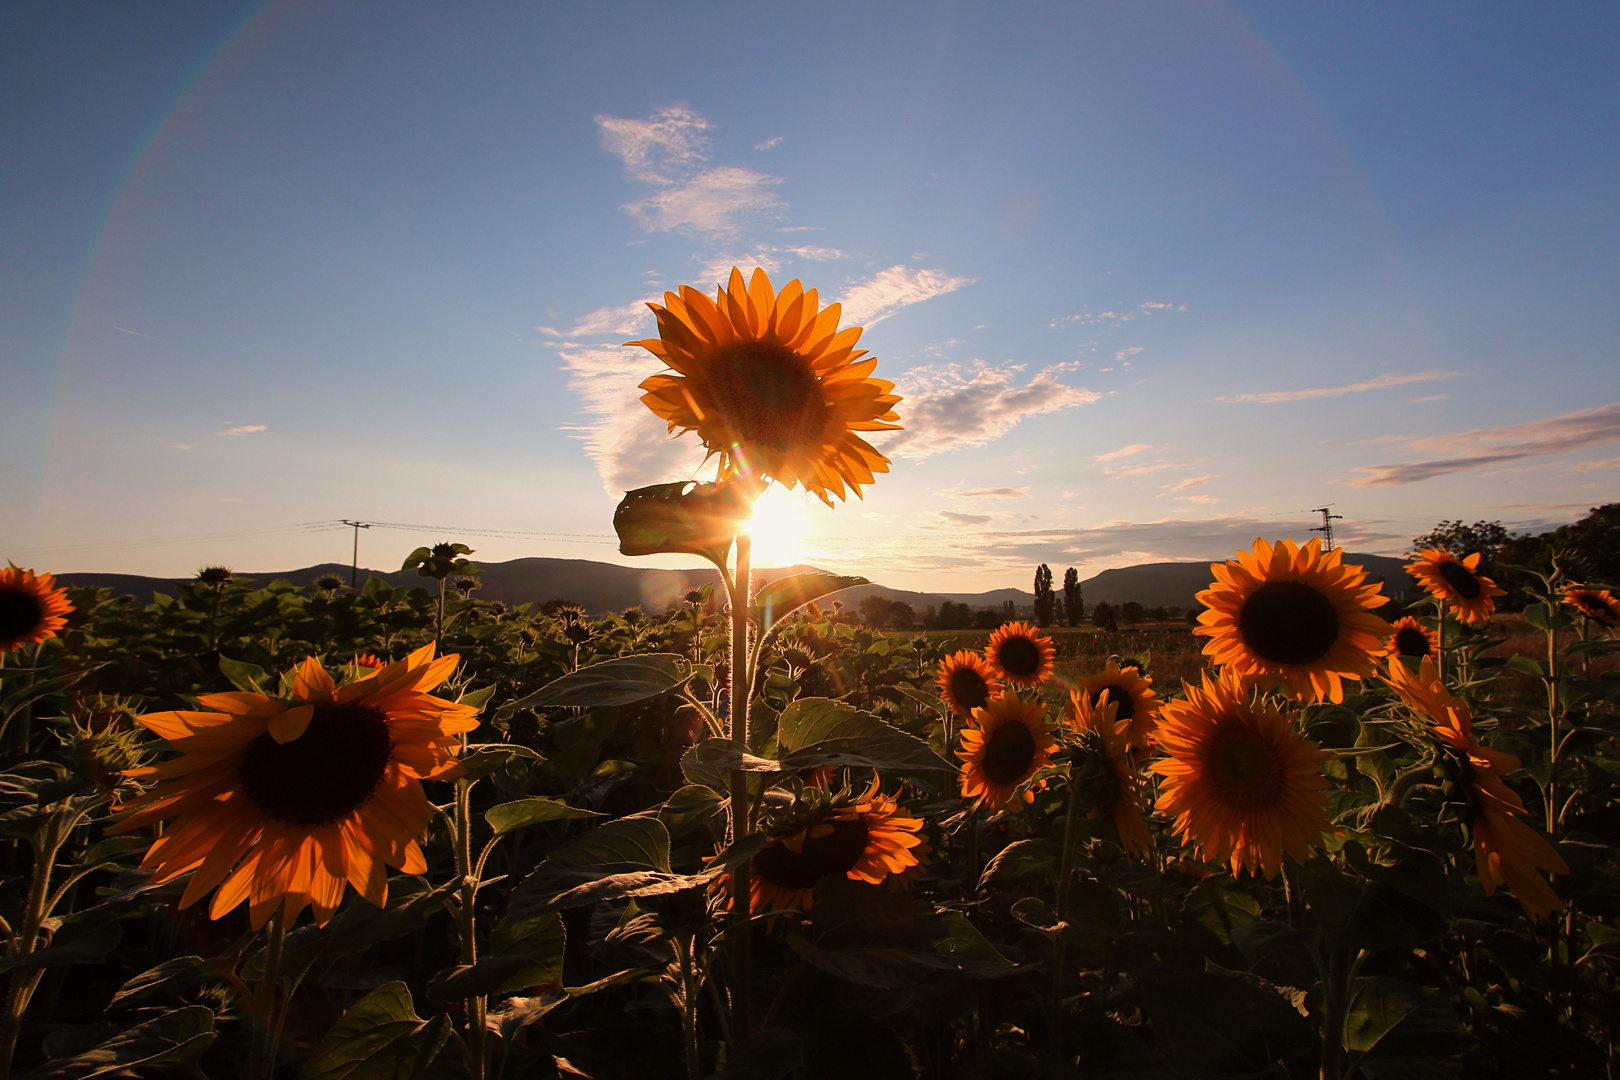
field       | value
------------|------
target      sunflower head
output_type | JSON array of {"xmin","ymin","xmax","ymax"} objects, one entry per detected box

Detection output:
[
  {"xmin": 0, "ymin": 566, "xmax": 74, "ymax": 654},
  {"xmin": 1195, "ymin": 537, "xmax": 1390, "ymax": 703},
  {"xmin": 1385, "ymin": 616, "xmax": 1439, "ymax": 661},
  {"xmin": 958, "ymin": 692, "xmax": 1058, "ymax": 809},
  {"xmin": 741, "ymin": 779, "xmax": 925, "ymax": 915},
  {"xmin": 1064, "ymin": 690, "xmax": 1153, "ymax": 859},
  {"xmin": 1151, "ymin": 669, "xmax": 1335, "ymax": 878},
  {"xmin": 936, "ymin": 650, "xmax": 1002, "ymax": 717},
  {"xmin": 1564, "ymin": 587, "xmax": 1620, "ymax": 628},
  {"xmin": 628, "ymin": 267, "xmax": 902, "ymax": 504},
  {"xmin": 1073, "ymin": 657, "xmax": 1160, "ymax": 751},
  {"xmin": 1405, "ymin": 549, "xmax": 1506, "ymax": 625},
  {"xmin": 984, "ymin": 621, "xmax": 1056, "ymax": 687}
]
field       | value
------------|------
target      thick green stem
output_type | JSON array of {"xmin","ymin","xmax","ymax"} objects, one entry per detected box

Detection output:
[
  {"xmin": 1435, "ymin": 603, "xmax": 1447, "ymax": 685},
  {"xmin": 0, "ymin": 818, "xmax": 59, "ymax": 1080},
  {"xmin": 727, "ymin": 534, "xmax": 753, "ymax": 1039},
  {"xmin": 1319, "ymin": 949, "xmax": 1350, "ymax": 1080},
  {"xmin": 248, "ymin": 910, "xmax": 285, "ymax": 1080},
  {"xmin": 1050, "ymin": 764, "xmax": 1086, "ymax": 1052},
  {"xmin": 1545, "ymin": 615, "xmax": 1559, "ymax": 836},
  {"xmin": 455, "ymin": 778, "xmax": 486, "ymax": 1080}
]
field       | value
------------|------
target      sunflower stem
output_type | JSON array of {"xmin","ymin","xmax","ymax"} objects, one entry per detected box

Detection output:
[
  {"xmin": 454, "ymin": 776, "xmax": 487, "ymax": 1080},
  {"xmin": 1050, "ymin": 762, "xmax": 1086, "ymax": 1053},
  {"xmin": 0, "ymin": 806, "xmax": 66, "ymax": 1080},
  {"xmin": 247, "ymin": 909, "xmax": 284, "ymax": 1080},
  {"xmin": 1544, "ymin": 605, "xmax": 1559, "ymax": 837},
  {"xmin": 1435, "ymin": 602, "xmax": 1447, "ymax": 685},
  {"xmin": 726, "ymin": 532, "xmax": 753, "ymax": 1040}
]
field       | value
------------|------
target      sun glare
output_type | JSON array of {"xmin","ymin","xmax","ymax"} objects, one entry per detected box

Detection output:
[{"xmin": 743, "ymin": 486, "xmax": 815, "ymax": 567}]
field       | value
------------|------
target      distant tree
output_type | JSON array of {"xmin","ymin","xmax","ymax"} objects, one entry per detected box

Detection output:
[
  {"xmin": 890, "ymin": 602, "xmax": 915, "ymax": 631},
  {"xmin": 1497, "ymin": 503, "xmax": 1620, "ymax": 597},
  {"xmin": 1063, "ymin": 567, "xmax": 1082, "ymax": 626},
  {"xmin": 859, "ymin": 595, "xmax": 892, "ymax": 628},
  {"xmin": 1002, "ymin": 600, "xmax": 1017, "ymax": 622},
  {"xmin": 1033, "ymin": 564, "xmax": 1056, "ymax": 626},
  {"xmin": 976, "ymin": 607, "xmax": 1003, "ymax": 630},
  {"xmin": 1091, "ymin": 601, "xmax": 1115, "ymax": 629},
  {"xmin": 1186, "ymin": 606, "xmax": 1203, "ymax": 626},
  {"xmin": 1148, "ymin": 606, "xmax": 1168, "ymax": 623},
  {"xmin": 923, "ymin": 604, "xmax": 937, "ymax": 629},
  {"xmin": 1166, "ymin": 605, "xmax": 1182, "ymax": 622},
  {"xmin": 937, "ymin": 600, "xmax": 974, "ymax": 630},
  {"xmin": 1121, "ymin": 601, "xmax": 1144, "ymax": 626}
]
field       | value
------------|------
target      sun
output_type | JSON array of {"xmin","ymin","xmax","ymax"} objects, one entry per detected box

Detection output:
[{"xmin": 743, "ymin": 484, "xmax": 816, "ymax": 566}]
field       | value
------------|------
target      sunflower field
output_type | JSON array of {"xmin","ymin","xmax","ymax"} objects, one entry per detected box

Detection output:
[{"xmin": 1, "ymin": 269, "xmax": 1617, "ymax": 1080}]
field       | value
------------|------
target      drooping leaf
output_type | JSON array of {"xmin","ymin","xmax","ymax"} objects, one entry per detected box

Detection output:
[
  {"xmin": 308, "ymin": 982, "xmax": 451, "ymax": 1080},
  {"xmin": 507, "ymin": 816, "xmax": 673, "ymax": 917},
  {"xmin": 512, "ymin": 654, "xmax": 687, "ymax": 709},
  {"xmin": 109, "ymin": 955, "xmax": 207, "ymax": 1007},
  {"xmin": 430, "ymin": 913, "xmax": 564, "ymax": 1001},
  {"xmin": 773, "ymin": 698, "xmax": 954, "ymax": 774},
  {"xmin": 459, "ymin": 743, "xmax": 545, "ymax": 780},
  {"xmin": 34, "ymin": 1006, "xmax": 216, "ymax": 1080},
  {"xmin": 977, "ymin": 838, "xmax": 1057, "ymax": 891},
  {"xmin": 613, "ymin": 478, "xmax": 762, "ymax": 566},
  {"xmin": 485, "ymin": 989, "xmax": 568, "ymax": 1042},
  {"xmin": 752, "ymin": 574, "xmax": 866, "ymax": 635},
  {"xmin": 0, "ymin": 910, "xmax": 121, "ymax": 971},
  {"xmin": 485, "ymin": 796, "xmax": 603, "ymax": 835}
]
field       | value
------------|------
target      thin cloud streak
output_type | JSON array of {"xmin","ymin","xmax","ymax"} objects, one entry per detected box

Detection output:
[
  {"xmin": 837, "ymin": 266, "xmax": 975, "ymax": 325},
  {"xmin": 1352, "ymin": 402, "xmax": 1620, "ymax": 487},
  {"xmin": 879, "ymin": 362, "xmax": 1099, "ymax": 460},
  {"xmin": 1216, "ymin": 370, "xmax": 1462, "ymax": 404}
]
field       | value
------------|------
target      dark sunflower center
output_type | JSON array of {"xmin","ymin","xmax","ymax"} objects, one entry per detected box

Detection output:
[
  {"xmin": 0, "ymin": 589, "xmax": 45, "ymax": 641},
  {"xmin": 995, "ymin": 636, "xmax": 1042, "ymax": 679},
  {"xmin": 948, "ymin": 667, "xmax": 991, "ymax": 712},
  {"xmin": 1437, "ymin": 560, "xmax": 1482, "ymax": 601},
  {"xmin": 981, "ymin": 720, "xmax": 1037, "ymax": 785},
  {"xmin": 1393, "ymin": 626, "xmax": 1432, "ymax": 658},
  {"xmin": 707, "ymin": 341, "xmax": 828, "ymax": 453},
  {"xmin": 238, "ymin": 703, "xmax": 393, "ymax": 826},
  {"xmin": 1237, "ymin": 581, "xmax": 1340, "ymax": 666},
  {"xmin": 1094, "ymin": 685, "xmax": 1135, "ymax": 721},
  {"xmin": 1206, "ymin": 724, "xmax": 1285, "ymax": 811},
  {"xmin": 753, "ymin": 818, "xmax": 870, "ymax": 891}
]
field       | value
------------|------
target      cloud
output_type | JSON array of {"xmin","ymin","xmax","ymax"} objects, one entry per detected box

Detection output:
[
  {"xmin": 598, "ymin": 107, "xmax": 785, "ymax": 238},
  {"xmin": 1096, "ymin": 443, "xmax": 1151, "ymax": 462},
  {"xmin": 1565, "ymin": 455, "xmax": 1620, "ymax": 472},
  {"xmin": 1215, "ymin": 370, "xmax": 1461, "ymax": 404},
  {"xmin": 541, "ymin": 300, "xmax": 658, "ymax": 339},
  {"xmin": 837, "ymin": 266, "xmax": 975, "ymax": 326},
  {"xmin": 220, "ymin": 425, "xmax": 266, "ymax": 436},
  {"xmin": 879, "ymin": 362, "xmax": 1100, "ymax": 460},
  {"xmin": 754, "ymin": 136, "xmax": 783, "ymax": 151},
  {"xmin": 1169, "ymin": 474, "xmax": 1217, "ymax": 490},
  {"xmin": 1351, "ymin": 402, "xmax": 1620, "ymax": 487},
  {"xmin": 1115, "ymin": 346, "xmax": 1143, "ymax": 362},
  {"xmin": 1179, "ymin": 494, "xmax": 1223, "ymax": 504},
  {"xmin": 939, "ymin": 510, "xmax": 993, "ymax": 525},
  {"xmin": 1106, "ymin": 462, "xmax": 1178, "ymax": 478},
  {"xmin": 783, "ymin": 245, "xmax": 847, "ymax": 261},
  {"xmin": 170, "ymin": 444, "xmax": 193, "ymax": 451},
  {"xmin": 1049, "ymin": 302, "xmax": 1183, "ymax": 329},
  {"xmin": 948, "ymin": 487, "xmax": 1028, "ymax": 499},
  {"xmin": 1408, "ymin": 395, "xmax": 1448, "ymax": 403},
  {"xmin": 559, "ymin": 347, "xmax": 708, "ymax": 493}
]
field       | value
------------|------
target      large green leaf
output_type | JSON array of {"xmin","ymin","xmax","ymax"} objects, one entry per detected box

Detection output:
[
  {"xmin": 308, "ymin": 982, "xmax": 451, "ymax": 1080},
  {"xmin": 485, "ymin": 796, "xmax": 602, "ymax": 835},
  {"xmin": 773, "ymin": 698, "xmax": 955, "ymax": 773},
  {"xmin": 34, "ymin": 1006, "xmax": 216, "ymax": 1080},
  {"xmin": 0, "ymin": 910, "xmax": 121, "ymax": 970},
  {"xmin": 752, "ymin": 573, "xmax": 866, "ymax": 634},
  {"xmin": 512, "ymin": 654, "xmax": 687, "ymax": 709},
  {"xmin": 109, "ymin": 955, "xmax": 207, "ymax": 1007},
  {"xmin": 430, "ymin": 913, "xmax": 565, "ymax": 1001},
  {"xmin": 217, "ymin": 656, "xmax": 270, "ymax": 694},
  {"xmin": 1343, "ymin": 976, "xmax": 1463, "ymax": 1056},
  {"xmin": 613, "ymin": 479, "xmax": 760, "ymax": 565},
  {"xmin": 507, "ymin": 816, "xmax": 672, "ymax": 917}
]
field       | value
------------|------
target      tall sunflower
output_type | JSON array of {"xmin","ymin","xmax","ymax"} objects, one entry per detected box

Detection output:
[
  {"xmin": 744, "ymin": 780, "xmax": 925, "ymax": 915},
  {"xmin": 1151, "ymin": 670, "xmax": 1334, "ymax": 879},
  {"xmin": 1195, "ymin": 537, "xmax": 1390, "ymax": 703},
  {"xmin": 0, "ymin": 567, "xmax": 73, "ymax": 654},
  {"xmin": 1073, "ymin": 658, "xmax": 1160, "ymax": 751},
  {"xmin": 936, "ymin": 650, "xmax": 1002, "ymax": 717},
  {"xmin": 1564, "ymin": 587, "xmax": 1620, "ymax": 629},
  {"xmin": 1065, "ymin": 691, "xmax": 1153, "ymax": 859},
  {"xmin": 959, "ymin": 692, "xmax": 1057, "ymax": 809},
  {"xmin": 1385, "ymin": 657, "xmax": 1567, "ymax": 916},
  {"xmin": 1384, "ymin": 616, "xmax": 1440, "ymax": 661},
  {"xmin": 1405, "ymin": 549, "xmax": 1505, "ymax": 625},
  {"xmin": 984, "ymin": 621, "xmax": 1056, "ymax": 687},
  {"xmin": 627, "ymin": 267, "xmax": 902, "ymax": 504},
  {"xmin": 109, "ymin": 645, "xmax": 478, "ymax": 928}
]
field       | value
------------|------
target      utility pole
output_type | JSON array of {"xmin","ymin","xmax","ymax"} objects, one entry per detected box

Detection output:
[
  {"xmin": 1310, "ymin": 506, "xmax": 1342, "ymax": 552},
  {"xmin": 341, "ymin": 520, "xmax": 372, "ymax": 588}
]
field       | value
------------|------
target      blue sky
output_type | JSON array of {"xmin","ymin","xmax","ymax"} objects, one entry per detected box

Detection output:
[{"xmin": 2, "ymin": 2, "xmax": 1617, "ymax": 591}]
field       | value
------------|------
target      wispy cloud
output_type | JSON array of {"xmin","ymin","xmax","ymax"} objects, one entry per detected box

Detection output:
[
  {"xmin": 1096, "ymin": 443, "xmax": 1151, "ymax": 462},
  {"xmin": 1050, "ymin": 301, "xmax": 1184, "ymax": 329},
  {"xmin": 112, "ymin": 325, "xmax": 152, "ymax": 338},
  {"xmin": 1106, "ymin": 462, "xmax": 1178, "ymax": 478},
  {"xmin": 879, "ymin": 362, "xmax": 1099, "ymax": 461},
  {"xmin": 939, "ymin": 510, "xmax": 992, "ymax": 525},
  {"xmin": 559, "ymin": 347, "xmax": 707, "ymax": 493},
  {"xmin": 1169, "ymin": 474, "xmax": 1217, "ymax": 491},
  {"xmin": 783, "ymin": 245, "xmax": 846, "ymax": 261},
  {"xmin": 948, "ymin": 487, "xmax": 1028, "ymax": 499},
  {"xmin": 1215, "ymin": 370, "xmax": 1461, "ymax": 404},
  {"xmin": 1179, "ymin": 494, "xmax": 1223, "ymax": 504},
  {"xmin": 1115, "ymin": 346, "xmax": 1143, "ymax": 362},
  {"xmin": 754, "ymin": 136, "xmax": 783, "ymax": 151},
  {"xmin": 837, "ymin": 266, "xmax": 975, "ymax": 326},
  {"xmin": 1351, "ymin": 402, "xmax": 1620, "ymax": 487},
  {"xmin": 597, "ymin": 107, "xmax": 784, "ymax": 238},
  {"xmin": 539, "ymin": 299, "xmax": 658, "ymax": 339},
  {"xmin": 170, "ymin": 443, "xmax": 193, "ymax": 451},
  {"xmin": 219, "ymin": 425, "xmax": 266, "ymax": 436}
]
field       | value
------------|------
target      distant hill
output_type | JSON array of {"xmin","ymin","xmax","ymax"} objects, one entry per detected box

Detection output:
[{"xmin": 57, "ymin": 551, "xmax": 1415, "ymax": 616}]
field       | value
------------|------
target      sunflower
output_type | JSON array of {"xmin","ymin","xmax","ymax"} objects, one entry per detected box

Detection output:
[
  {"xmin": 936, "ymin": 650, "xmax": 1002, "ymax": 717},
  {"xmin": 628, "ymin": 267, "xmax": 902, "ymax": 505},
  {"xmin": 350, "ymin": 654, "xmax": 388, "ymax": 670},
  {"xmin": 1073, "ymin": 658, "xmax": 1160, "ymax": 751},
  {"xmin": 1384, "ymin": 616, "xmax": 1440, "ymax": 661},
  {"xmin": 1405, "ymin": 549, "xmax": 1506, "ymax": 625},
  {"xmin": 1195, "ymin": 537, "xmax": 1390, "ymax": 704},
  {"xmin": 1151, "ymin": 669, "xmax": 1334, "ymax": 878},
  {"xmin": 1065, "ymin": 691, "xmax": 1153, "ymax": 859},
  {"xmin": 959, "ymin": 692, "xmax": 1058, "ymax": 809},
  {"xmin": 984, "ymin": 622, "xmax": 1056, "ymax": 687},
  {"xmin": 1385, "ymin": 657, "xmax": 1567, "ymax": 916},
  {"xmin": 745, "ymin": 780, "xmax": 925, "ymax": 915},
  {"xmin": 1564, "ymin": 587, "xmax": 1620, "ymax": 628},
  {"xmin": 109, "ymin": 644, "xmax": 478, "ymax": 928},
  {"xmin": 0, "ymin": 567, "xmax": 73, "ymax": 654}
]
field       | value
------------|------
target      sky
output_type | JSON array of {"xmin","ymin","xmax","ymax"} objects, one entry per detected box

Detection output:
[{"xmin": 2, "ymin": 1, "xmax": 1618, "ymax": 592}]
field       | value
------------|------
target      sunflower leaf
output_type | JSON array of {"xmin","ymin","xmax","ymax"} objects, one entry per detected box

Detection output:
[
  {"xmin": 0, "ymin": 909, "xmax": 121, "ymax": 970},
  {"xmin": 429, "ymin": 913, "xmax": 564, "ymax": 1001},
  {"xmin": 506, "ymin": 816, "xmax": 672, "ymax": 919},
  {"xmin": 752, "ymin": 574, "xmax": 866, "ymax": 635},
  {"xmin": 773, "ymin": 698, "xmax": 954, "ymax": 774},
  {"xmin": 217, "ymin": 656, "xmax": 269, "ymax": 695},
  {"xmin": 613, "ymin": 479, "xmax": 761, "ymax": 567},
  {"xmin": 31, "ymin": 1006, "xmax": 216, "ymax": 1080},
  {"xmin": 485, "ymin": 796, "xmax": 603, "ymax": 835},
  {"xmin": 512, "ymin": 653, "xmax": 687, "ymax": 709},
  {"xmin": 309, "ymin": 982, "xmax": 450, "ymax": 1080},
  {"xmin": 108, "ymin": 955, "xmax": 208, "ymax": 1007}
]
